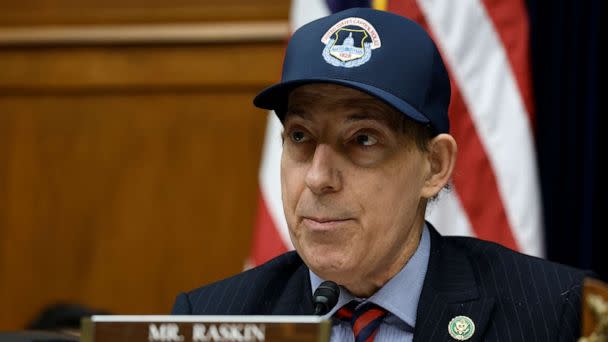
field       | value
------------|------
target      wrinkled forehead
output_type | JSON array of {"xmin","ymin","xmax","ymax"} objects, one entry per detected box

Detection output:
[{"xmin": 285, "ymin": 83, "xmax": 404, "ymax": 128}]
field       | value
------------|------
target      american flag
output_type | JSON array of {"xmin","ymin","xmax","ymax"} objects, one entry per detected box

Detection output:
[{"xmin": 249, "ymin": 0, "xmax": 543, "ymax": 266}]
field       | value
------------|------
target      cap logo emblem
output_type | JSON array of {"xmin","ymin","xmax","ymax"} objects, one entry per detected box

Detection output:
[{"xmin": 321, "ymin": 17, "xmax": 381, "ymax": 68}]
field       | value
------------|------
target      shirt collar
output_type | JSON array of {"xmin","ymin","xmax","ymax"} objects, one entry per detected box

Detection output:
[{"xmin": 309, "ymin": 223, "xmax": 430, "ymax": 329}]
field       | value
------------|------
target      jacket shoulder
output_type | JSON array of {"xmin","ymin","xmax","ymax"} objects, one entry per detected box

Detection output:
[
  {"xmin": 440, "ymin": 236, "xmax": 594, "ymax": 340},
  {"xmin": 171, "ymin": 251, "xmax": 310, "ymax": 315},
  {"xmin": 445, "ymin": 236, "xmax": 590, "ymax": 293}
]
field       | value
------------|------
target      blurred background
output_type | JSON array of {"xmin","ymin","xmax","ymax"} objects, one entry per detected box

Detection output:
[{"xmin": 0, "ymin": 0, "xmax": 602, "ymax": 332}]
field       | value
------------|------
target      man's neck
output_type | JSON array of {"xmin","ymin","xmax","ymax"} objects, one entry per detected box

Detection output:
[{"xmin": 342, "ymin": 221, "xmax": 424, "ymax": 297}]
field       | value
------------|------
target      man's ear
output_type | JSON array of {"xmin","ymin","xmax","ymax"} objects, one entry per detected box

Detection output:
[{"xmin": 421, "ymin": 134, "xmax": 457, "ymax": 198}]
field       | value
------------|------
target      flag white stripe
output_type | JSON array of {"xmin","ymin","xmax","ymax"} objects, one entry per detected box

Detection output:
[
  {"xmin": 259, "ymin": 113, "xmax": 293, "ymax": 249},
  {"xmin": 416, "ymin": 0, "xmax": 543, "ymax": 256},
  {"xmin": 426, "ymin": 191, "xmax": 475, "ymax": 237},
  {"xmin": 290, "ymin": 0, "xmax": 331, "ymax": 31}
]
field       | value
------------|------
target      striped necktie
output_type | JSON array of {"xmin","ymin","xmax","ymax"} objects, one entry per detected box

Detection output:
[{"xmin": 335, "ymin": 301, "xmax": 388, "ymax": 342}]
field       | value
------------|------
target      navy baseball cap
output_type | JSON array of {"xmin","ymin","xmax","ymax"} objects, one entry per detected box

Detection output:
[{"xmin": 253, "ymin": 7, "xmax": 451, "ymax": 134}]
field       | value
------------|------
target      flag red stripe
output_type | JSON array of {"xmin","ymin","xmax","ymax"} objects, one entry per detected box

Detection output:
[
  {"xmin": 389, "ymin": 0, "xmax": 519, "ymax": 250},
  {"xmin": 480, "ymin": 0, "xmax": 535, "ymax": 122},
  {"xmin": 449, "ymin": 87, "xmax": 519, "ymax": 250},
  {"xmin": 250, "ymin": 192, "xmax": 289, "ymax": 265}
]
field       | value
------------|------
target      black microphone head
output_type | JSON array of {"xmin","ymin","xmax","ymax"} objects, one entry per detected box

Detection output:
[{"xmin": 312, "ymin": 281, "xmax": 340, "ymax": 315}]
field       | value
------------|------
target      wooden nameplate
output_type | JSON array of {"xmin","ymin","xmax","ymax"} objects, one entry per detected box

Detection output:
[{"xmin": 81, "ymin": 315, "xmax": 331, "ymax": 342}]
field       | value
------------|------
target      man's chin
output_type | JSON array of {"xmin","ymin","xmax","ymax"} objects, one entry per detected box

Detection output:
[{"xmin": 302, "ymin": 253, "xmax": 357, "ymax": 283}]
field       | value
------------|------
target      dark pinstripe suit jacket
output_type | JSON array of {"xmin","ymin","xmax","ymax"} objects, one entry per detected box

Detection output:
[{"xmin": 172, "ymin": 225, "xmax": 590, "ymax": 341}]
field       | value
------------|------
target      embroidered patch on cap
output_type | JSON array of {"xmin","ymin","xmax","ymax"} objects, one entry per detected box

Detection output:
[{"xmin": 321, "ymin": 17, "xmax": 381, "ymax": 68}]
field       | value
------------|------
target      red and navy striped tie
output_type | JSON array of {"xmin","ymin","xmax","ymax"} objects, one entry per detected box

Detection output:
[{"xmin": 335, "ymin": 301, "xmax": 388, "ymax": 342}]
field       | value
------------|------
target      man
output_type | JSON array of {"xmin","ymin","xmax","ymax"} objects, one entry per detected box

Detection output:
[{"xmin": 173, "ymin": 8, "xmax": 591, "ymax": 341}]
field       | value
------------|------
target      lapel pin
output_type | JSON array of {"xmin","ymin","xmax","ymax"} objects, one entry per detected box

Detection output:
[{"xmin": 448, "ymin": 315, "xmax": 475, "ymax": 340}]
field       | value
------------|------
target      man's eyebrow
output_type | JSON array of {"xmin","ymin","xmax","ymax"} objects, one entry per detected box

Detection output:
[{"xmin": 347, "ymin": 113, "xmax": 382, "ymax": 121}]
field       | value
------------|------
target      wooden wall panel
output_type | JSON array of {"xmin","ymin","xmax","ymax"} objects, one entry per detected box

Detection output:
[
  {"xmin": 0, "ymin": 43, "xmax": 285, "ymax": 89},
  {"xmin": 0, "ymin": 91, "xmax": 269, "ymax": 328},
  {"xmin": 0, "ymin": 4, "xmax": 289, "ymax": 329},
  {"xmin": 0, "ymin": 0, "xmax": 290, "ymax": 25}
]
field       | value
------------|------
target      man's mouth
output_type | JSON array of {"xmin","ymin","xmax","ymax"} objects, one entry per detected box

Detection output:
[{"xmin": 301, "ymin": 217, "xmax": 353, "ymax": 231}]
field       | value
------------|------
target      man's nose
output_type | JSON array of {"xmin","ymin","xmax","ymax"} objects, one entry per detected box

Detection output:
[{"xmin": 304, "ymin": 144, "xmax": 342, "ymax": 195}]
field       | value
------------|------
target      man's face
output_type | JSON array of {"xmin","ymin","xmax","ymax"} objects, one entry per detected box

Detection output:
[{"xmin": 281, "ymin": 83, "xmax": 431, "ymax": 294}]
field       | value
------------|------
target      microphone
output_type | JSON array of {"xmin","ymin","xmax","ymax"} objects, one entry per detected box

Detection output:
[{"xmin": 312, "ymin": 281, "xmax": 340, "ymax": 315}]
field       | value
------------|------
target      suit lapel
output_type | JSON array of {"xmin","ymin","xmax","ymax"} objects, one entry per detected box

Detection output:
[
  {"xmin": 413, "ymin": 225, "xmax": 495, "ymax": 341},
  {"xmin": 271, "ymin": 257, "xmax": 315, "ymax": 315}
]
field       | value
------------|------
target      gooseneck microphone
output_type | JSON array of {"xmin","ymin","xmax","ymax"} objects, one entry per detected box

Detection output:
[{"xmin": 312, "ymin": 281, "xmax": 340, "ymax": 315}]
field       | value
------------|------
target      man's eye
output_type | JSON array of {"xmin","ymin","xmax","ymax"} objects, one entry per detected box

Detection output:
[
  {"xmin": 291, "ymin": 131, "xmax": 307, "ymax": 142},
  {"xmin": 355, "ymin": 134, "xmax": 378, "ymax": 146}
]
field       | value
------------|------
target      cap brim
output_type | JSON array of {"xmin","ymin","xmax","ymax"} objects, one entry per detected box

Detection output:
[{"xmin": 253, "ymin": 78, "xmax": 430, "ymax": 125}]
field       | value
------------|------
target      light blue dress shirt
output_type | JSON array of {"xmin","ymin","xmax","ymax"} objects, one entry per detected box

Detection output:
[{"xmin": 310, "ymin": 225, "xmax": 430, "ymax": 342}]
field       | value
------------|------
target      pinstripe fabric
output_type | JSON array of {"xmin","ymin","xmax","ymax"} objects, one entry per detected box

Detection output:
[
  {"xmin": 412, "ymin": 226, "xmax": 590, "ymax": 342},
  {"xmin": 172, "ymin": 251, "xmax": 314, "ymax": 315},
  {"xmin": 172, "ymin": 223, "xmax": 592, "ymax": 341}
]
